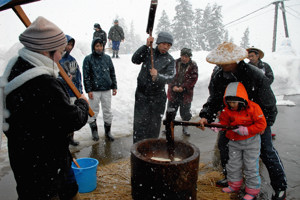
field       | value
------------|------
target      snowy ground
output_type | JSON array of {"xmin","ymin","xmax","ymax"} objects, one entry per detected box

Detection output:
[{"xmin": 1, "ymin": 39, "xmax": 300, "ymax": 176}]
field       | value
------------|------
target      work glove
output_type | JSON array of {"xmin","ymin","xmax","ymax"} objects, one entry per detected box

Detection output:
[
  {"xmin": 209, "ymin": 122, "xmax": 221, "ymax": 133},
  {"xmin": 233, "ymin": 126, "xmax": 249, "ymax": 136}
]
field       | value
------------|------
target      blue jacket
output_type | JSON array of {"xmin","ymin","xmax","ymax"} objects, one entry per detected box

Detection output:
[
  {"xmin": 59, "ymin": 35, "xmax": 83, "ymax": 97},
  {"xmin": 82, "ymin": 38, "xmax": 117, "ymax": 93}
]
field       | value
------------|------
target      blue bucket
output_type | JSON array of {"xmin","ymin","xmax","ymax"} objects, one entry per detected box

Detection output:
[{"xmin": 72, "ymin": 158, "xmax": 99, "ymax": 193}]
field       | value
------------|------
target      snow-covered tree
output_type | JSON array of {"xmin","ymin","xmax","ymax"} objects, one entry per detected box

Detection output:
[
  {"xmin": 224, "ymin": 30, "xmax": 229, "ymax": 42},
  {"xmin": 204, "ymin": 3, "xmax": 225, "ymax": 50},
  {"xmin": 156, "ymin": 10, "xmax": 172, "ymax": 36},
  {"xmin": 172, "ymin": 0, "xmax": 195, "ymax": 50},
  {"xmin": 240, "ymin": 27, "xmax": 250, "ymax": 48},
  {"xmin": 125, "ymin": 21, "xmax": 143, "ymax": 54},
  {"xmin": 194, "ymin": 8, "xmax": 206, "ymax": 51}
]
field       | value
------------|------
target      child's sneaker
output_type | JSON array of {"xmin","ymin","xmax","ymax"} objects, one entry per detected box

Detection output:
[
  {"xmin": 222, "ymin": 186, "xmax": 239, "ymax": 193},
  {"xmin": 243, "ymin": 193, "xmax": 257, "ymax": 200}
]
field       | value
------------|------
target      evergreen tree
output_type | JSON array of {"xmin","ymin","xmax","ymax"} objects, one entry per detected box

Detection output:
[
  {"xmin": 240, "ymin": 27, "xmax": 250, "ymax": 48},
  {"xmin": 224, "ymin": 30, "xmax": 229, "ymax": 42},
  {"xmin": 125, "ymin": 21, "xmax": 143, "ymax": 53},
  {"xmin": 156, "ymin": 10, "xmax": 172, "ymax": 36},
  {"xmin": 199, "ymin": 4, "xmax": 212, "ymax": 50},
  {"xmin": 172, "ymin": 0, "xmax": 195, "ymax": 50},
  {"xmin": 194, "ymin": 8, "xmax": 205, "ymax": 51},
  {"xmin": 205, "ymin": 3, "xmax": 225, "ymax": 50}
]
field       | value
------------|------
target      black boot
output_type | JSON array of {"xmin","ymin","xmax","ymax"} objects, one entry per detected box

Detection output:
[
  {"xmin": 116, "ymin": 50, "xmax": 119, "ymax": 58},
  {"xmin": 89, "ymin": 121, "xmax": 99, "ymax": 141},
  {"xmin": 112, "ymin": 50, "xmax": 116, "ymax": 58},
  {"xmin": 104, "ymin": 122, "xmax": 114, "ymax": 141},
  {"xmin": 69, "ymin": 132, "xmax": 80, "ymax": 146}
]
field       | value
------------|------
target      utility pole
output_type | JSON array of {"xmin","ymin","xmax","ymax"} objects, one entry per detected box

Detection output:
[{"xmin": 272, "ymin": 0, "xmax": 289, "ymax": 52}]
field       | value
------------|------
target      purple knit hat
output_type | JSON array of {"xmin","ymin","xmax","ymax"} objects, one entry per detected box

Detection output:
[{"xmin": 19, "ymin": 16, "xmax": 67, "ymax": 52}]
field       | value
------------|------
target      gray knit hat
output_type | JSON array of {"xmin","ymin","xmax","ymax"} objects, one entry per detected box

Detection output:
[
  {"xmin": 19, "ymin": 16, "xmax": 67, "ymax": 52},
  {"xmin": 156, "ymin": 32, "xmax": 173, "ymax": 45}
]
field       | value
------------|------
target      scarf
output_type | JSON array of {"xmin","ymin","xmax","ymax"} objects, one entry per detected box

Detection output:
[{"xmin": 0, "ymin": 47, "xmax": 59, "ymax": 149}]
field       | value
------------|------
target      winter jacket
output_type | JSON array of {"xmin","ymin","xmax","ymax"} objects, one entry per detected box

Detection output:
[
  {"xmin": 93, "ymin": 29, "xmax": 107, "ymax": 46},
  {"xmin": 219, "ymin": 82, "xmax": 267, "ymax": 141},
  {"xmin": 199, "ymin": 61, "xmax": 277, "ymax": 126},
  {"xmin": 132, "ymin": 45, "xmax": 175, "ymax": 96},
  {"xmin": 108, "ymin": 24, "xmax": 124, "ymax": 41},
  {"xmin": 3, "ymin": 48, "xmax": 89, "ymax": 198},
  {"xmin": 59, "ymin": 35, "xmax": 83, "ymax": 97},
  {"xmin": 167, "ymin": 58, "xmax": 198, "ymax": 104},
  {"xmin": 249, "ymin": 60, "xmax": 274, "ymax": 85},
  {"xmin": 83, "ymin": 38, "xmax": 117, "ymax": 93}
]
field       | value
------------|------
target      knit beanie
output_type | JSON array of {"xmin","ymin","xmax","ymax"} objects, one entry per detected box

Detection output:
[
  {"xmin": 156, "ymin": 32, "xmax": 173, "ymax": 45},
  {"xmin": 181, "ymin": 48, "xmax": 192, "ymax": 57},
  {"xmin": 19, "ymin": 16, "xmax": 67, "ymax": 52}
]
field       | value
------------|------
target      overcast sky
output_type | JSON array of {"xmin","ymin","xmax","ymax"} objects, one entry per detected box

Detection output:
[{"xmin": 0, "ymin": 0, "xmax": 300, "ymax": 53}]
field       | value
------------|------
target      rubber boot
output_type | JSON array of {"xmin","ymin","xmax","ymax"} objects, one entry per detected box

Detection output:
[
  {"xmin": 89, "ymin": 120, "xmax": 99, "ymax": 141},
  {"xmin": 69, "ymin": 132, "xmax": 79, "ymax": 146},
  {"xmin": 272, "ymin": 190, "xmax": 286, "ymax": 200},
  {"xmin": 222, "ymin": 179, "xmax": 243, "ymax": 193},
  {"xmin": 112, "ymin": 50, "xmax": 115, "ymax": 58},
  {"xmin": 116, "ymin": 50, "xmax": 119, "ymax": 58},
  {"xmin": 216, "ymin": 177, "xmax": 228, "ymax": 187},
  {"xmin": 182, "ymin": 126, "xmax": 190, "ymax": 136},
  {"xmin": 104, "ymin": 122, "xmax": 114, "ymax": 141}
]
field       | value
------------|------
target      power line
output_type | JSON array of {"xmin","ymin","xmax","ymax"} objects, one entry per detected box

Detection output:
[{"xmin": 199, "ymin": 3, "xmax": 273, "ymax": 36}]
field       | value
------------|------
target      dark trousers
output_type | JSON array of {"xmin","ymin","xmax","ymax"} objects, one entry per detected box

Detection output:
[
  {"xmin": 112, "ymin": 41, "xmax": 121, "ymax": 51},
  {"xmin": 167, "ymin": 99, "xmax": 192, "ymax": 121},
  {"xmin": 218, "ymin": 126, "xmax": 287, "ymax": 191},
  {"xmin": 133, "ymin": 90, "xmax": 166, "ymax": 143}
]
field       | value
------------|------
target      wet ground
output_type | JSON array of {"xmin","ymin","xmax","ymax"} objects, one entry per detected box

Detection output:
[{"xmin": 0, "ymin": 95, "xmax": 300, "ymax": 199}]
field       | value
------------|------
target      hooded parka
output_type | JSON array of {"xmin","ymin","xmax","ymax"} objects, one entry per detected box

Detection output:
[
  {"xmin": 219, "ymin": 82, "xmax": 267, "ymax": 141},
  {"xmin": 82, "ymin": 38, "xmax": 117, "ymax": 93}
]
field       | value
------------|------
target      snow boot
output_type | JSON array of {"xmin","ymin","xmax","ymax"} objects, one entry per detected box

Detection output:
[
  {"xmin": 112, "ymin": 51, "xmax": 116, "ymax": 58},
  {"xmin": 216, "ymin": 177, "xmax": 228, "ymax": 187},
  {"xmin": 89, "ymin": 120, "xmax": 99, "ymax": 141},
  {"xmin": 104, "ymin": 122, "xmax": 114, "ymax": 141},
  {"xmin": 69, "ymin": 132, "xmax": 79, "ymax": 146},
  {"xmin": 182, "ymin": 126, "xmax": 190, "ymax": 136},
  {"xmin": 116, "ymin": 50, "xmax": 119, "ymax": 58},
  {"xmin": 222, "ymin": 179, "xmax": 243, "ymax": 193},
  {"xmin": 243, "ymin": 187, "xmax": 260, "ymax": 200}
]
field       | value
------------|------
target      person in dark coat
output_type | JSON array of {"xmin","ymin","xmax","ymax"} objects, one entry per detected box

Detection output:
[
  {"xmin": 59, "ymin": 34, "xmax": 84, "ymax": 146},
  {"xmin": 131, "ymin": 31, "xmax": 175, "ymax": 143},
  {"xmin": 166, "ymin": 48, "xmax": 198, "ymax": 136},
  {"xmin": 1, "ymin": 16, "xmax": 89, "ymax": 200},
  {"xmin": 247, "ymin": 47, "xmax": 274, "ymax": 85},
  {"xmin": 93, "ymin": 23, "xmax": 107, "ymax": 48},
  {"xmin": 83, "ymin": 37, "xmax": 117, "ymax": 142},
  {"xmin": 197, "ymin": 42, "xmax": 287, "ymax": 200},
  {"xmin": 108, "ymin": 19, "xmax": 124, "ymax": 58}
]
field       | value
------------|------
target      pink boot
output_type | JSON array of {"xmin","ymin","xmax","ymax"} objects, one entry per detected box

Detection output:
[
  {"xmin": 243, "ymin": 187, "xmax": 260, "ymax": 200},
  {"xmin": 222, "ymin": 179, "xmax": 243, "ymax": 193}
]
